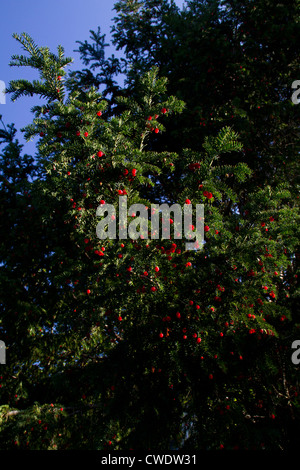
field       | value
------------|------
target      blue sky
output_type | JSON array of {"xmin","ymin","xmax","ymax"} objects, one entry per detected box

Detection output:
[{"xmin": 0, "ymin": 0, "xmax": 186, "ymax": 156}]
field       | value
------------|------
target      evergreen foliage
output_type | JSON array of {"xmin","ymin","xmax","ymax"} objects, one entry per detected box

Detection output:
[{"xmin": 0, "ymin": 0, "xmax": 299, "ymax": 450}]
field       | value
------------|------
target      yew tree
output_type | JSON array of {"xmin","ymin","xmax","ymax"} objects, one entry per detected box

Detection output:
[{"xmin": 0, "ymin": 0, "xmax": 299, "ymax": 451}]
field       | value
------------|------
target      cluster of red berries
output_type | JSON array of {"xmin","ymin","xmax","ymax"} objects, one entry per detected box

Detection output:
[{"xmin": 188, "ymin": 162, "xmax": 201, "ymax": 170}]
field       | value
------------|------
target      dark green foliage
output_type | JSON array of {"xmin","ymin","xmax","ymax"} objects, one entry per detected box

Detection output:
[{"xmin": 0, "ymin": 0, "xmax": 299, "ymax": 450}]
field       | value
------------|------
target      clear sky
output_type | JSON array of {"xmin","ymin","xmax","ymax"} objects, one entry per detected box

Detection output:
[{"xmin": 0, "ymin": 0, "xmax": 186, "ymax": 156}]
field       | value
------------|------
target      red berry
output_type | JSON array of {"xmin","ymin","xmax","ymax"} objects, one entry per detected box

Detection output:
[
  {"xmin": 132, "ymin": 169, "xmax": 137, "ymax": 176},
  {"xmin": 154, "ymin": 266, "xmax": 159, "ymax": 272},
  {"xmin": 97, "ymin": 111, "xmax": 102, "ymax": 117},
  {"xmin": 185, "ymin": 199, "xmax": 191, "ymax": 205},
  {"xmin": 87, "ymin": 289, "xmax": 91, "ymax": 295},
  {"xmin": 159, "ymin": 333, "xmax": 164, "ymax": 338},
  {"xmin": 154, "ymin": 128, "xmax": 159, "ymax": 134},
  {"xmin": 97, "ymin": 151, "xmax": 104, "ymax": 157}
]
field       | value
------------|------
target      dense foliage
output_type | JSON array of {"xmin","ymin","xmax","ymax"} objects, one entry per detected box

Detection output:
[{"xmin": 0, "ymin": 0, "xmax": 299, "ymax": 450}]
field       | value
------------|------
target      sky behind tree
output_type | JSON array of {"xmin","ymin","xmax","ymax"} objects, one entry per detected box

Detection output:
[{"xmin": 0, "ymin": 0, "xmax": 185, "ymax": 155}]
